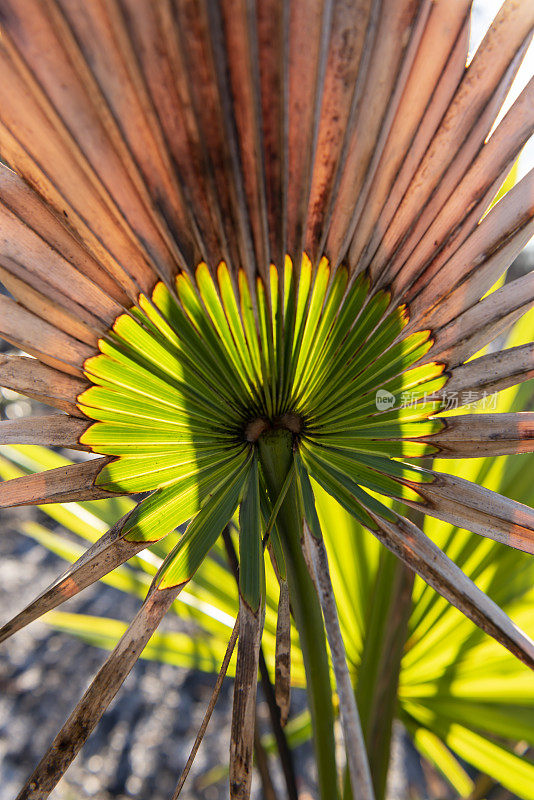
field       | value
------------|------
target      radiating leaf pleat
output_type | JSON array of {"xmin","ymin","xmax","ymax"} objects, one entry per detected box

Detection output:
[
  {"xmin": 400, "ymin": 470, "xmax": 534, "ymax": 555},
  {"xmin": 417, "ymin": 413, "xmax": 534, "ymax": 458},
  {"xmin": 295, "ymin": 272, "xmax": 369, "ymax": 404},
  {"xmin": 197, "ymin": 263, "xmax": 258, "ymax": 399},
  {"xmin": 309, "ymin": 330, "xmax": 432, "ymax": 417},
  {"xmin": 109, "ymin": 311, "xmax": 240, "ymax": 412},
  {"xmin": 304, "ymin": 0, "xmax": 376, "ymax": 263},
  {"xmin": 429, "ymin": 270, "xmax": 534, "ymax": 368},
  {"xmin": 300, "ymin": 446, "xmax": 383, "ymax": 528},
  {"xmin": 81, "ymin": 363, "xmax": 228, "ymax": 426},
  {"xmin": 81, "ymin": 421, "xmax": 234, "ymax": 454},
  {"xmin": 156, "ymin": 452, "xmax": 253, "ymax": 589},
  {"xmin": 444, "ymin": 342, "xmax": 534, "ymax": 399},
  {"xmin": 0, "ymin": 261, "xmax": 103, "ymax": 346},
  {"xmin": 122, "ymin": 450, "xmax": 252, "ymax": 542},
  {"xmin": 0, "ymin": 356, "xmax": 87, "ymax": 416},
  {"xmin": 95, "ymin": 446, "xmax": 244, "ymax": 494},
  {"xmin": 302, "ymin": 440, "xmax": 429, "ymax": 503},
  {"xmin": 300, "ymin": 289, "xmax": 392, "ymax": 407},
  {"xmin": 0, "ymin": 457, "xmax": 114, "ymax": 507},
  {"xmin": 0, "ymin": 295, "xmax": 94, "ymax": 376},
  {"xmin": 310, "ymin": 433, "xmax": 436, "ymax": 459},
  {"xmin": 218, "ymin": 264, "xmax": 262, "ymax": 389},
  {"xmin": 150, "ymin": 280, "xmax": 247, "ymax": 402},
  {"xmin": 0, "ymin": 415, "xmax": 90, "ymax": 449}
]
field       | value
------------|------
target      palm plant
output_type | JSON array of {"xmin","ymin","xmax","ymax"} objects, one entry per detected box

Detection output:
[
  {"xmin": 0, "ymin": 1, "xmax": 533, "ymax": 798},
  {"xmin": 3, "ymin": 306, "xmax": 534, "ymax": 798}
]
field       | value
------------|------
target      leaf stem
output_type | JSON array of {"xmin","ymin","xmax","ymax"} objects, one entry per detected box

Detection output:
[
  {"xmin": 258, "ymin": 429, "xmax": 339, "ymax": 800},
  {"xmin": 302, "ymin": 521, "xmax": 375, "ymax": 800},
  {"xmin": 222, "ymin": 528, "xmax": 299, "ymax": 800},
  {"xmin": 258, "ymin": 648, "xmax": 299, "ymax": 800}
]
